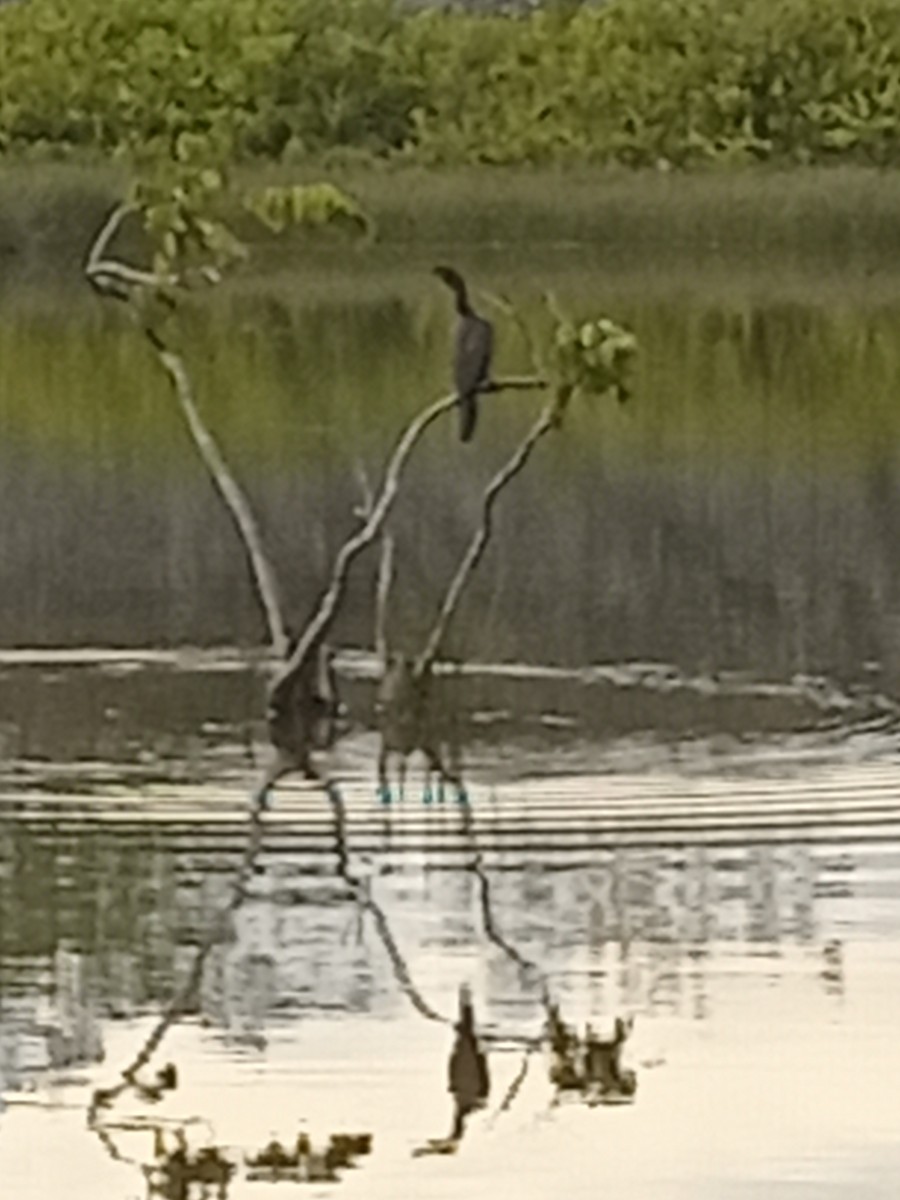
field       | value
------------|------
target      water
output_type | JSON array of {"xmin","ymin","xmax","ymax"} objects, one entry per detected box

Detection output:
[
  {"xmin": 5, "ymin": 251, "xmax": 900, "ymax": 684},
  {"xmin": 4, "ymin": 250, "xmax": 900, "ymax": 1196},
  {"xmin": 1, "ymin": 655, "xmax": 900, "ymax": 1197}
]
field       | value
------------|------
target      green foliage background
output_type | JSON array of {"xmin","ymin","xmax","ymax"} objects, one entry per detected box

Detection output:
[{"xmin": 4, "ymin": 0, "xmax": 900, "ymax": 169}]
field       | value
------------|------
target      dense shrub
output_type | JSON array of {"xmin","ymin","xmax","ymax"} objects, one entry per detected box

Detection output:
[{"xmin": 3, "ymin": 0, "xmax": 900, "ymax": 167}]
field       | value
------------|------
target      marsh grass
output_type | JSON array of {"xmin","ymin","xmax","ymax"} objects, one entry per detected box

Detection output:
[
  {"xmin": 5, "ymin": 166, "xmax": 900, "ymax": 671},
  {"xmin": 6, "ymin": 163, "xmax": 900, "ymax": 306}
]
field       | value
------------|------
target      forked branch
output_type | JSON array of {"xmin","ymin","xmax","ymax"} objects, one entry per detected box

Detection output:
[
  {"xmin": 412, "ymin": 295, "xmax": 561, "ymax": 675},
  {"xmin": 269, "ymin": 374, "xmax": 545, "ymax": 713}
]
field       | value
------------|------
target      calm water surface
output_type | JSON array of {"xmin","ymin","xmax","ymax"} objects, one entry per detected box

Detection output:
[
  {"xmin": 4, "ymin": 250, "xmax": 900, "ymax": 1196},
  {"xmin": 1, "ymin": 658, "xmax": 900, "ymax": 1199}
]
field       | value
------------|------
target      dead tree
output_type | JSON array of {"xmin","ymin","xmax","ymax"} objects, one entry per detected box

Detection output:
[
  {"xmin": 83, "ymin": 211, "xmax": 626, "ymax": 1129},
  {"xmin": 375, "ymin": 291, "xmax": 573, "ymax": 800},
  {"xmin": 85, "ymin": 208, "xmax": 546, "ymax": 793}
]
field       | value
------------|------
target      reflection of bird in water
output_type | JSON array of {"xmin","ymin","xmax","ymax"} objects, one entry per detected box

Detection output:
[
  {"xmin": 433, "ymin": 265, "xmax": 494, "ymax": 443},
  {"xmin": 448, "ymin": 985, "xmax": 490, "ymax": 1140}
]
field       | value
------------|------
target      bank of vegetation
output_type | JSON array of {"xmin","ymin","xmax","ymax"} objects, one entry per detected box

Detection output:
[{"xmin": 3, "ymin": 0, "xmax": 900, "ymax": 170}]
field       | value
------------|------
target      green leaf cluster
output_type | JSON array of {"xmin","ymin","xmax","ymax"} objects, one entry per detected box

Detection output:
[
  {"xmin": 132, "ymin": 160, "xmax": 246, "ymax": 281},
  {"xmin": 245, "ymin": 183, "xmax": 371, "ymax": 237},
  {"xmin": 552, "ymin": 314, "xmax": 638, "ymax": 405}
]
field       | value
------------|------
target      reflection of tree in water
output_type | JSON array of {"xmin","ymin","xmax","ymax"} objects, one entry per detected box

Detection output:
[
  {"xmin": 199, "ymin": 874, "xmax": 277, "ymax": 1049},
  {"xmin": 548, "ymin": 1007, "xmax": 637, "ymax": 1105},
  {"xmin": 3, "ymin": 796, "xmax": 848, "ymax": 1188},
  {"xmin": 0, "ymin": 946, "xmax": 105, "ymax": 1077},
  {"xmin": 148, "ymin": 1129, "xmax": 234, "ymax": 1200},
  {"xmin": 821, "ymin": 939, "xmax": 845, "ymax": 1000},
  {"xmin": 0, "ymin": 827, "xmax": 831, "ymax": 1031}
]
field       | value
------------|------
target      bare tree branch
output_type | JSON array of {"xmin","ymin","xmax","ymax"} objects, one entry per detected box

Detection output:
[
  {"xmin": 267, "ymin": 376, "xmax": 533, "ymax": 720},
  {"xmin": 85, "ymin": 207, "xmax": 288, "ymax": 657},
  {"xmin": 479, "ymin": 289, "xmax": 548, "ymax": 382},
  {"xmin": 85, "ymin": 202, "xmax": 179, "ymax": 294},
  {"xmin": 326, "ymin": 782, "xmax": 449, "ymax": 1024},
  {"xmin": 269, "ymin": 393, "xmax": 455, "ymax": 709},
  {"xmin": 88, "ymin": 755, "xmax": 288, "ymax": 1124},
  {"xmin": 84, "ymin": 210, "xmax": 297, "ymax": 1133},
  {"xmin": 482, "ymin": 376, "xmax": 549, "ymax": 392},
  {"xmin": 374, "ymin": 533, "xmax": 395, "ymax": 671},
  {"xmin": 352, "ymin": 459, "xmax": 376, "ymax": 518},
  {"xmin": 146, "ymin": 332, "xmax": 289, "ymax": 657},
  {"xmin": 354, "ymin": 461, "xmax": 395, "ymax": 671},
  {"xmin": 415, "ymin": 383, "xmax": 570, "ymax": 676},
  {"xmin": 409, "ymin": 295, "xmax": 561, "ymax": 676}
]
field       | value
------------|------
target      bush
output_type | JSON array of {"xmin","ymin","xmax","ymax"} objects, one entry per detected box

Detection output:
[{"xmin": 4, "ymin": 0, "xmax": 900, "ymax": 168}]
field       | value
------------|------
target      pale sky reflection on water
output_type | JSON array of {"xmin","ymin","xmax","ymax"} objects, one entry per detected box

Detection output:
[
  {"xmin": 2, "ymin": 874, "xmax": 900, "ymax": 1198},
  {"xmin": 3, "ymin": 723, "xmax": 900, "ymax": 1199}
]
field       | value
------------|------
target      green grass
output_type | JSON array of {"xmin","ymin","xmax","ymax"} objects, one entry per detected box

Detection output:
[{"xmin": 6, "ymin": 162, "xmax": 900, "ymax": 311}]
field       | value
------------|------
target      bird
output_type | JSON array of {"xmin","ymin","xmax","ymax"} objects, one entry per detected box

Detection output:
[{"xmin": 433, "ymin": 266, "xmax": 493, "ymax": 443}]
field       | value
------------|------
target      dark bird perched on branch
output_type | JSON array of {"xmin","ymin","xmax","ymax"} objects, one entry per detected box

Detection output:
[{"xmin": 433, "ymin": 265, "xmax": 493, "ymax": 443}]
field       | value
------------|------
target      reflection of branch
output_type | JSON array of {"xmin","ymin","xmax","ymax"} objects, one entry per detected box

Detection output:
[
  {"xmin": 88, "ymin": 757, "xmax": 288, "ymax": 1124},
  {"xmin": 415, "ymin": 383, "xmax": 570, "ymax": 675},
  {"xmin": 326, "ymin": 783, "xmax": 449, "ymax": 1025},
  {"xmin": 487, "ymin": 1048, "xmax": 533, "ymax": 1129},
  {"xmin": 85, "ymin": 208, "xmax": 288, "ymax": 657},
  {"xmin": 471, "ymin": 855, "xmax": 552, "ymax": 1014},
  {"xmin": 93, "ymin": 1121, "xmax": 141, "ymax": 1168},
  {"xmin": 472, "ymin": 856, "xmax": 534, "ymax": 977}
]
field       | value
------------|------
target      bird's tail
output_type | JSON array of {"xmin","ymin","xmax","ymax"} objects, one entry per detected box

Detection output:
[{"xmin": 459, "ymin": 394, "xmax": 477, "ymax": 443}]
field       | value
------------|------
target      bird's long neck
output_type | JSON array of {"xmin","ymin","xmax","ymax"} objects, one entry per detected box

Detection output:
[{"xmin": 453, "ymin": 282, "xmax": 473, "ymax": 317}]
